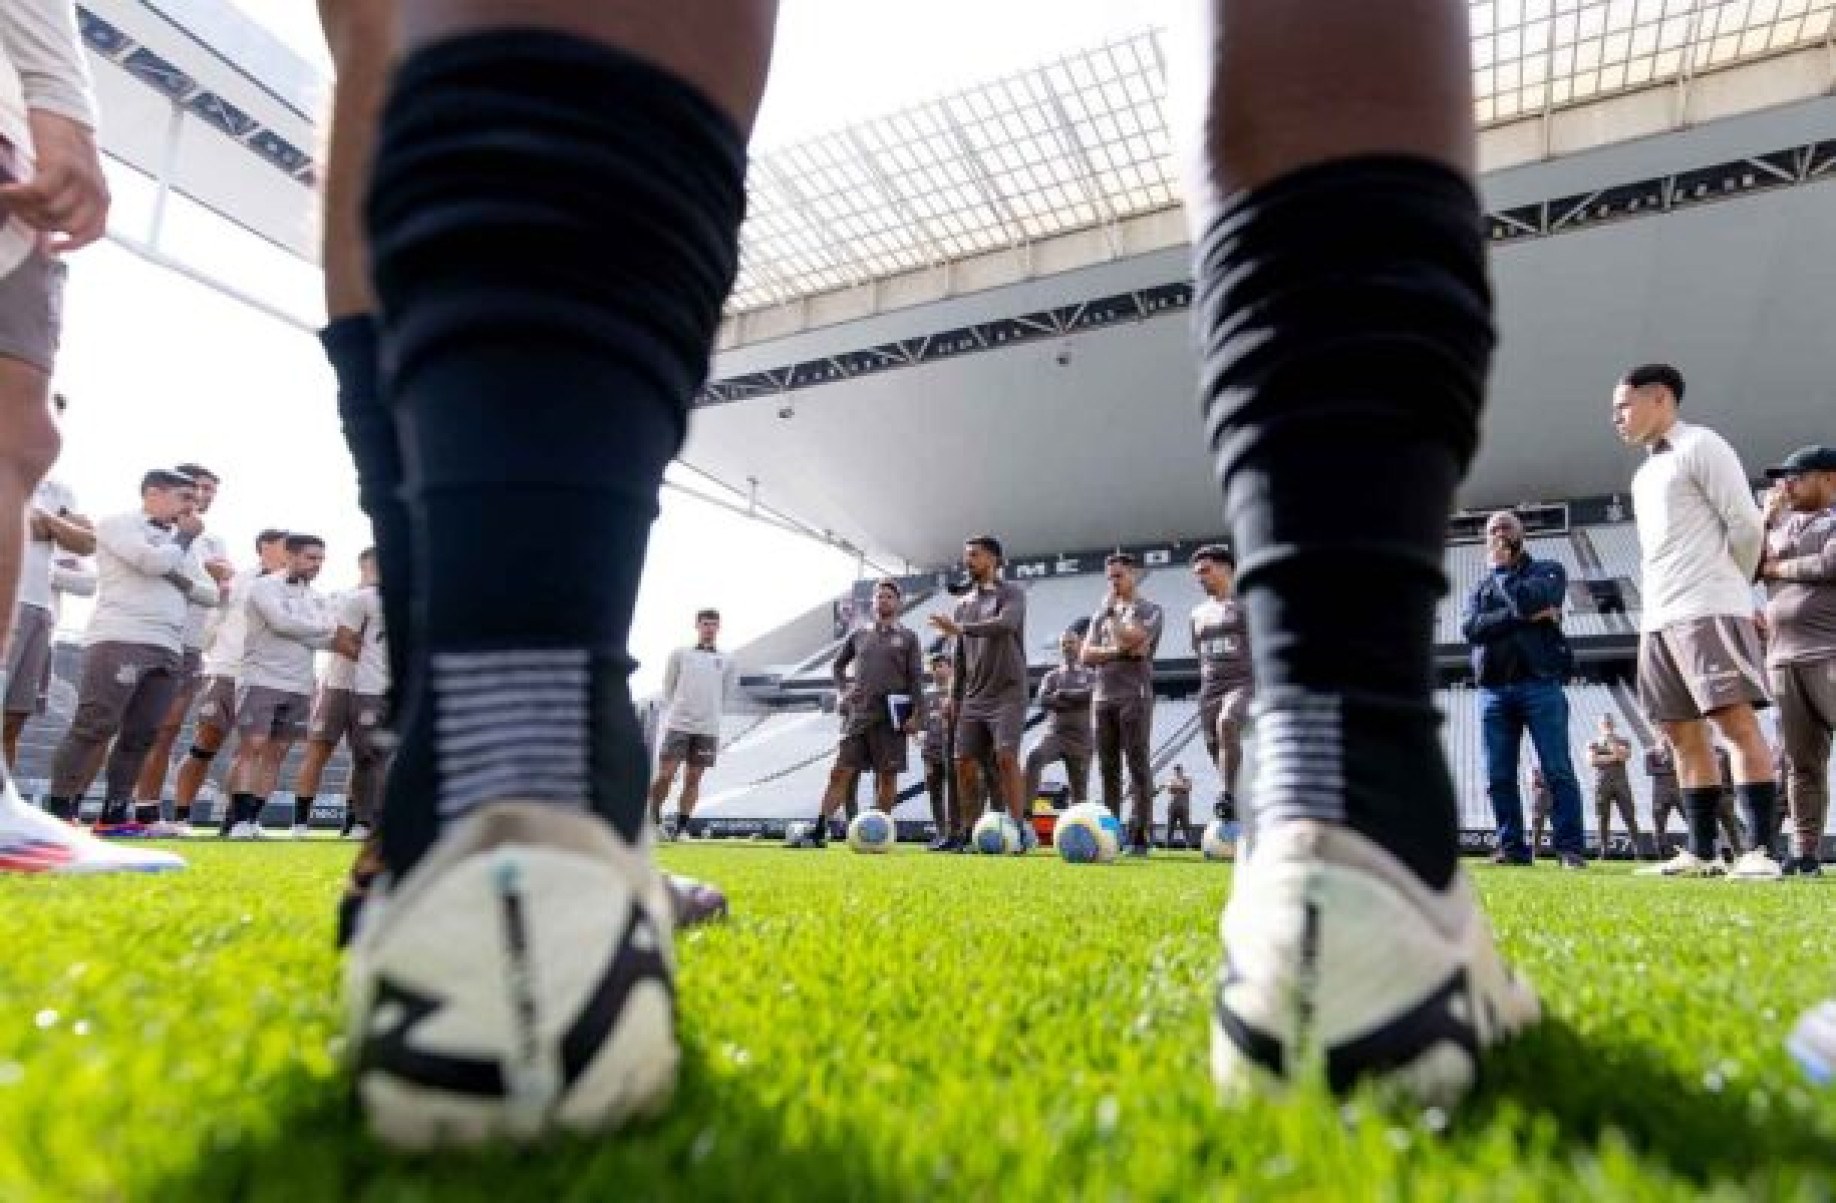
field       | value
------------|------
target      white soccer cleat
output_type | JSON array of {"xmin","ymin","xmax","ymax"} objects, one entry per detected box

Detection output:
[
  {"xmin": 345, "ymin": 802, "xmax": 678, "ymax": 1150},
  {"xmin": 0, "ymin": 783, "xmax": 185, "ymax": 874},
  {"xmin": 1635, "ymin": 849, "xmax": 1724, "ymax": 877},
  {"xmin": 226, "ymin": 822, "xmax": 259, "ymax": 841},
  {"xmin": 290, "ymin": 824, "xmax": 312, "ymax": 841},
  {"xmin": 1211, "ymin": 821, "xmax": 1539, "ymax": 1107},
  {"xmin": 142, "ymin": 820, "xmax": 189, "ymax": 839},
  {"xmin": 1728, "ymin": 849, "xmax": 1784, "ymax": 882},
  {"xmin": 346, "ymin": 824, "xmax": 373, "ymax": 843},
  {"xmin": 1788, "ymin": 1000, "xmax": 1836, "ymax": 1086}
]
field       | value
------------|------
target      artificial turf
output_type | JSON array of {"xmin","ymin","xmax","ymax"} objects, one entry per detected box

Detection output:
[{"xmin": 3, "ymin": 841, "xmax": 1836, "ymax": 1201}]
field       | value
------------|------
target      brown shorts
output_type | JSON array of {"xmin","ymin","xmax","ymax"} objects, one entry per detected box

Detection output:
[
  {"xmin": 1638, "ymin": 616, "xmax": 1771, "ymax": 723},
  {"xmin": 311, "ymin": 687, "xmax": 389, "ymax": 751},
  {"xmin": 660, "ymin": 729, "xmax": 718, "ymax": 768},
  {"xmin": 956, "ymin": 699, "xmax": 1027, "ymax": 759},
  {"xmin": 194, "ymin": 675, "xmax": 239, "ymax": 728},
  {"xmin": 1200, "ymin": 686, "xmax": 1253, "ymax": 761},
  {"xmin": 837, "ymin": 723, "xmax": 908, "ymax": 775},
  {"xmin": 168, "ymin": 648, "xmax": 205, "ymax": 710},
  {"xmin": 236, "ymin": 685, "xmax": 313, "ymax": 740},
  {"xmin": 4, "ymin": 603, "xmax": 54, "ymax": 716},
  {"xmin": 0, "ymin": 249, "xmax": 66, "ymax": 374}
]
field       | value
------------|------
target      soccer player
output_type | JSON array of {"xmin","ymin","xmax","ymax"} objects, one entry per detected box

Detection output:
[
  {"xmin": 222, "ymin": 535, "xmax": 334, "ymax": 839},
  {"xmin": 5, "ymin": 396, "xmax": 92, "ymax": 768},
  {"xmin": 133, "ymin": 463, "xmax": 232, "ymax": 828},
  {"xmin": 1646, "ymin": 735, "xmax": 1684, "ymax": 852},
  {"xmin": 294, "ymin": 548, "xmax": 390, "ymax": 841},
  {"xmin": 1189, "ymin": 545, "xmax": 1253, "ymax": 821},
  {"xmin": 1084, "ymin": 552, "xmax": 1163, "ymax": 856},
  {"xmin": 1193, "ymin": 0, "xmax": 1541, "ymax": 1102},
  {"xmin": 1164, "ymin": 764, "xmax": 1196, "ymax": 850},
  {"xmin": 789, "ymin": 579, "xmax": 923, "ymax": 848},
  {"xmin": 0, "ymin": 4, "xmax": 179, "ymax": 873},
  {"xmin": 648, "ymin": 608, "xmax": 739, "ymax": 840},
  {"xmin": 929, "ymin": 535, "xmax": 1033, "ymax": 850},
  {"xmin": 1585, "ymin": 713, "xmax": 1642, "ymax": 860},
  {"xmin": 1757, "ymin": 446, "xmax": 1836, "ymax": 876},
  {"xmin": 1614, "ymin": 364, "xmax": 1780, "ymax": 879},
  {"xmin": 1024, "ymin": 627, "xmax": 1094, "ymax": 808},
  {"xmin": 919, "ymin": 652, "xmax": 956, "ymax": 850},
  {"xmin": 173, "ymin": 529, "xmax": 290, "ymax": 832},
  {"xmin": 1527, "ymin": 764, "xmax": 1553, "ymax": 854},
  {"xmin": 41, "ymin": 470, "xmax": 220, "ymax": 828}
]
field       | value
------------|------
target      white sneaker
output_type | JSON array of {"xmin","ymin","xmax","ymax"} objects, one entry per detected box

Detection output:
[
  {"xmin": 227, "ymin": 822, "xmax": 259, "ymax": 841},
  {"xmin": 346, "ymin": 824, "xmax": 373, "ymax": 843},
  {"xmin": 1211, "ymin": 821, "xmax": 1539, "ymax": 1107},
  {"xmin": 1788, "ymin": 999, "xmax": 1836, "ymax": 1086},
  {"xmin": 0, "ymin": 783, "xmax": 185, "ymax": 874},
  {"xmin": 346, "ymin": 802, "xmax": 678, "ymax": 1150},
  {"xmin": 290, "ymin": 824, "xmax": 312, "ymax": 841},
  {"xmin": 143, "ymin": 820, "xmax": 189, "ymax": 839},
  {"xmin": 1635, "ymin": 848, "xmax": 1725, "ymax": 877},
  {"xmin": 1729, "ymin": 849, "xmax": 1784, "ymax": 881}
]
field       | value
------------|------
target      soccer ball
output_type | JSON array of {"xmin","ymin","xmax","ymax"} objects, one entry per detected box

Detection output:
[
  {"xmin": 1054, "ymin": 802, "xmax": 1122, "ymax": 864},
  {"xmin": 1201, "ymin": 820, "xmax": 1238, "ymax": 862},
  {"xmin": 972, "ymin": 812, "xmax": 1023, "ymax": 855},
  {"xmin": 347, "ymin": 810, "xmax": 680, "ymax": 1149},
  {"xmin": 847, "ymin": 810, "xmax": 897, "ymax": 854}
]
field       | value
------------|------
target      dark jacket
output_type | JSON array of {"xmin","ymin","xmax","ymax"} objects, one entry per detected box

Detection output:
[{"xmin": 1460, "ymin": 554, "xmax": 1573, "ymax": 686}]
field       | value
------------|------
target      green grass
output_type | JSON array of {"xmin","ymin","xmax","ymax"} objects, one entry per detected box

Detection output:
[{"xmin": 4, "ymin": 843, "xmax": 1836, "ymax": 1202}]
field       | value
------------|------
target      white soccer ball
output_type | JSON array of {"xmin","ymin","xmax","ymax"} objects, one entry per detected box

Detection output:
[
  {"xmin": 1054, "ymin": 802, "xmax": 1122, "ymax": 864},
  {"xmin": 972, "ymin": 811, "xmax": 1023, "ymax": 855},
  {"xmin": 847, "ymin": 810, "xmax": 898, "ymax": 854},
  {"xmin": 346, "ymin": 831, "xmax": 679, "ymax": 1150},
  {"xmin": 1201, "ymin": 820, "xmax": 1238, "ymax": 862}
]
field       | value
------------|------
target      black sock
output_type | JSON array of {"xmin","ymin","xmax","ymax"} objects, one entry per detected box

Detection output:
[
  {"xmin": 367, "ymin": 31, "xmax": 747, "ymax": 873},
  {"xmin": 1194, "ymin": 158, "xmax": 1492, "ymax": 890},
  {"xmin": 1683, "ymin": 787, "xmax": 1723, "ymax": 860},
  {"xmin": 231, "ymin": 792, "xmax": 262, "ymax": 828},
  {"xmin": 45, "ymin": 796, "xmax": 72, "ymax": 821},
  {"xmin": 320, "ymin": 316, "xmax": 412, "ymax": 715},
  {"xmin": 1735, "ymin": 781, "xmax": 1778, "ymax": 857},
  {"xmin": 295, "ymin": 795, "xmax": 316, "ymax": 828},
  {"xmin": 174, "ymin": 803, "xmax": 190, "ymax": 823},
  {"xmin": 134, "ymin": 802, "xmax": 159, "ymax": 825}
]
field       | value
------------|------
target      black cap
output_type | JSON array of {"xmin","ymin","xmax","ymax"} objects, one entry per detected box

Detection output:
[{"xmin": 1764, "ymin": 445, "xmax": 1836, "ymax": 478}]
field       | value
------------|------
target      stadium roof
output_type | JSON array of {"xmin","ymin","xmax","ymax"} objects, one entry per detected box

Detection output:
[{"xmin": 728, "ymin": 1, "xmax": 1836, "ymax": 318}]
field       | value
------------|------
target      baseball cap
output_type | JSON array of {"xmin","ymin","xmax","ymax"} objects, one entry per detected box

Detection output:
[{"xmin": 1763, "ymin": 445, "xmax": 1836, "ymax": 478}]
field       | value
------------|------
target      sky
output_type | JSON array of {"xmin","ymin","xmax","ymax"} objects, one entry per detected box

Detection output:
[{"xmin": 52, "ymin": 0, "xmax": 1171, "ymax": 696}]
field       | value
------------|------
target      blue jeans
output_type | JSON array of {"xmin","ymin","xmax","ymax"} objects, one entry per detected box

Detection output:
[{"xmin": 1480, "ymin": 679, "xmax": 1585, "ymax": 857}]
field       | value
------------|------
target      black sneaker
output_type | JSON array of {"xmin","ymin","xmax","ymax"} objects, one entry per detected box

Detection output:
[
  {"xmin": 1798, "ymin": 857, "xmax": 1823, "ymax": 877},
  {"xmin": 1557, "ymin": 852, "xmax": 1587, "ymax": 871},
  {"xmin": 1490, "ymin": 848, "xmax": 1533, "ymax": 867}
]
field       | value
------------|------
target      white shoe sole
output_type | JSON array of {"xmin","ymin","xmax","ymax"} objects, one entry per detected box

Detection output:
[
  {"xmin": 346, "ymin": 803, "xmax": 678, "ymax": 1150},
  {"xmin": 1211, "ymin": 823, "xmax": 1539, "ymax": 1107}
]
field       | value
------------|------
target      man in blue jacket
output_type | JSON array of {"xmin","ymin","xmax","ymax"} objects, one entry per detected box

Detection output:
[{"xmin": 1461, "ymin": 511, "xmax": 1587, "ymax": 869}]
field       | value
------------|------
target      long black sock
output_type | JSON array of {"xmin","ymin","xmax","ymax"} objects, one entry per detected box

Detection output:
[
  {"xmin": 1194, "ymin": 157, "xmax": 1493, "ymax": 890},
  {"xmin": 295, "ymin": 794, "xmax": 316, "ymax": 828},
  {"xmin": 1734, "ymin": 780, "xmax": 1778, "ymax": 857},
  {"xmin": 1683, "ymin": 786, "xmax": 1723, "ymax": 860},
  {"xmin": 320, "ymin": 315, "xmax": 412, "ymax": 712},
  {"xmin": 367, "ymin": 31, "xmax": 747, "ymax": 874}
]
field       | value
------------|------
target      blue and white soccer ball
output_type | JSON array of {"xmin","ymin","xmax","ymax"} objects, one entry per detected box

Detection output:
[
  {"xmin": 1054, "ymin": 802, "xmax": 1122, "ymax": 864},
  {"xmin": 847, "ymin": 810, "xmax": 897, "ymax": 854},
  {"xmin": 972, "ymin": 812, "xmax": 1023, "ymax": 856},
  {"xmin": 1201, "ymin": 820, "xmax": 1239, "ymax": 862}
]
